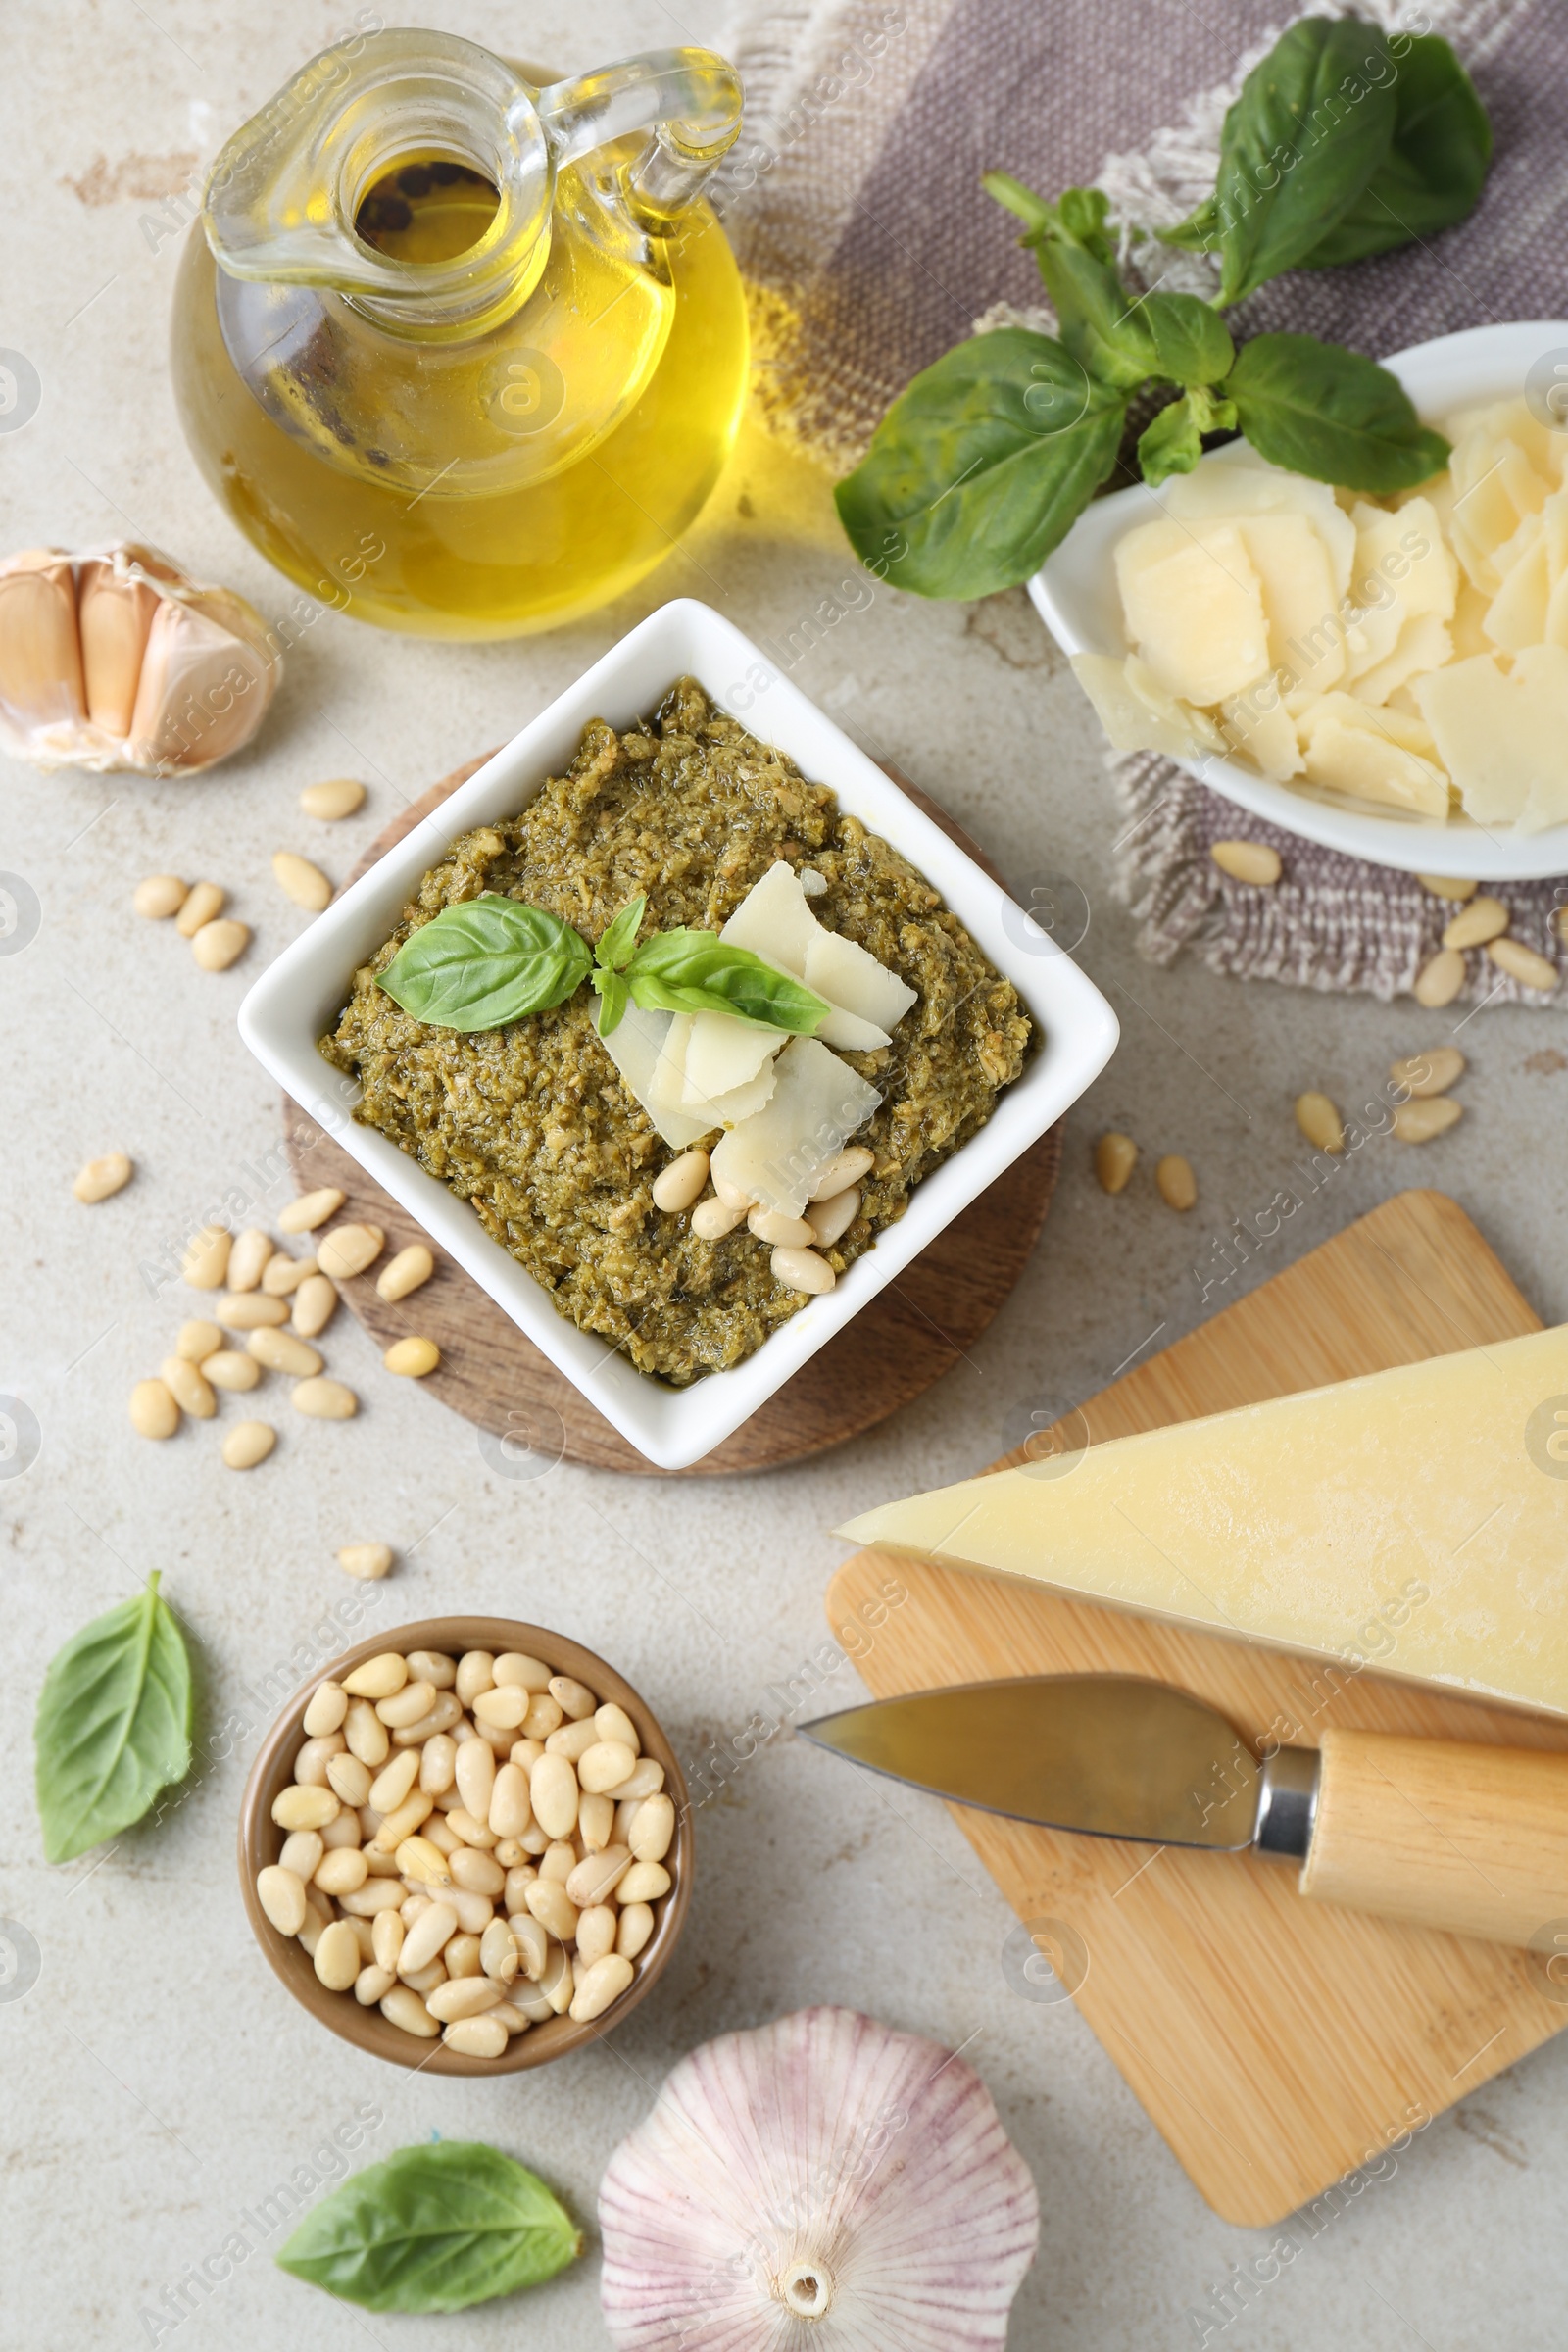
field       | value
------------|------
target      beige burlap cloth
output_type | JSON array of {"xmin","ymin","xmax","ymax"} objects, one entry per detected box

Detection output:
[{"xmin": 720, "ymin": 0, "xmax": 1568, "ymax": 1004}]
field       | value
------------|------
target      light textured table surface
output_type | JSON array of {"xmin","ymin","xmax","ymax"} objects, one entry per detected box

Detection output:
[{"xmin": 5, "ymin": 6, "xmax": 1568, "ymax": 2348}]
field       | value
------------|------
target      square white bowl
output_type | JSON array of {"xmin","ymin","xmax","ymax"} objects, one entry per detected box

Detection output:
[
  {"xmin": 1029, "ymin": 320, "xmax": 1568, "ymax": 881},
  {"xmin": 239, "ymin": 599, "xmax": 1118, "ymax": 1469}
]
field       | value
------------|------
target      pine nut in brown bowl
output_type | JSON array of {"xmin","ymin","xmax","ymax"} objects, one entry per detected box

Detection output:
[{"xmin": 237, "ymin": 1617, "xmax": 691, "ymax": 2075}]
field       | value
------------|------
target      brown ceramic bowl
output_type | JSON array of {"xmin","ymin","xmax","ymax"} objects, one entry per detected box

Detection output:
[{"xmin": 238, "ymin": 1616, "xmax": 692, "ymax": 2075}]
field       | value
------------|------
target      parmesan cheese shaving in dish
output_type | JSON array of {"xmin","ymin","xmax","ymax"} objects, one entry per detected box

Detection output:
[{"xmin": 1075, "ymin": 400, "xmax": 1568, "ymax": 831}]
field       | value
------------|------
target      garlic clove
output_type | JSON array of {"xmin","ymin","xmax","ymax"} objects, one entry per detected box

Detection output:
[
  {"xmin": 127, "ymin": 592, "xmax": 276, "ymax": 775},
  {"xmin": 76, "ymin": 549, "xmax": 177, "ymax": 738},
  {"xmin": 0, "ymin": 551, "xmax": 84, "ymax": 733}
]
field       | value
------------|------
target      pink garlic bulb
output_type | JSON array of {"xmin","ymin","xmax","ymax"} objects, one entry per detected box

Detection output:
[{"xmin": 600, "ymin": 2006, "xmax": 1040, "ymax": 2348}]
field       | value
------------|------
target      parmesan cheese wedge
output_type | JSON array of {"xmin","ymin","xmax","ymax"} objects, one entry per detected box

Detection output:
[
  {"xmin": 598, "ymin": 1002, "xmax": 715, "ymax": 1150},
  {"xmin": 1113, "ymin": 517, "xmax": 1270, "ymax": 707},
  {"xmin": 720, "ymin": 860, "xmax": 908, "ymax": 1048},
  {"xmin": 1415, "ymin": 644, "xmax": 1568, "ymax": 827},
  {"xmin": 681, "ymin": 1009, "xmax": 784, "ymax": 1105},
  {"xmin": 1296, "ymin": 693, "xmax": 1449, "ymax": 817},
  {"xmin": 1070, "ymin": 652, "xmax": 1219, "ymax": 760},
  {"xmin": 710, "ymin": 1037, "xmax": 881, "ymax": 1217},
  {"xmin": 838, "ymin": 1324, "xmax": 1568, "ymax": 1718}
]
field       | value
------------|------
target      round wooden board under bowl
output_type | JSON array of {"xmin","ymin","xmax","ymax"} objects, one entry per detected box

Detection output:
[{"xmin": 283, "ymin": 756, "xmax": 1062, "ymax": 1477}]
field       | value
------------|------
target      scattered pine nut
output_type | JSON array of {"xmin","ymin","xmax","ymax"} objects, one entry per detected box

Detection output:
[
  {"xmin": 272, "ymin": 851, "xmax": 332, "ymax": 912},
  {"xmin": 223, "ymin": 1419, "xmax": 276, "ymax": 1468},
  {"xmin": 279, "ymin": 1188, "xmax": 344, "ymax": 1235},
  {"xmin": 338, "ymin": 1544, "xmax": 394, "ymax": 1582},
  {"xmin": 216, "ymin": 1292, "xmax": 289, "ymax": 1331},
  {"xmin": 376, "ymin": 1245, "xmax": 433, "ymax": 1302},
  {"xmin": 1442, "ymin": 895, "xmax": 1508, "ymax": 951},
  {"xmin": 204, "ymin": 1348, "xmax": 261, "ymax": 1392},
  {"xmin": 134, "ymin": 875, "xmax": 187, "ymax": 920},
  {"xmin": 263, "ymin": 1251, "xmax": 315, "ymax": 1295},
  {"xmin": 1417, "ymin": 873, "xmax": 1477, "ymax": 902},
  {"xmin": 292, "ymin": 1274, "xmax": 339, "ymax": 1338},
  {"xmin": 130, "ymin": 1378, "xmax": 179, "ymax": 1440},
  {"xmin": 226, "ymin": 1228, "xmax": 274, "ymax": 1291},
  {"xmin": 174, "ymin": 880, "xmax": 224, "ymax": 937},
  {"xmin": 1412, "ymin": 948, "xmax": 1465, "ymax": 1008},
  {"xmin": 191, "ymin": 917, "xmax": 250, "ymax": 971},
  {"xmin": 300, "ymin": 777, "xmax": 367, "ymax": 820},
  {"xmin": 1210, "ymin": 840, "xmax": 1281, "ymax": 886},
  {"xmin": 293, "ymin": 1376, "xmax": 359, "ymax": 1419},
  {"xmin": 182, "ymin": 1225, "xmax": 231, "ymax": 1289},
  {"xmin": 1393, "ymin": 1097, "xmax": 1463, "ymax": 1144},
  {"xmin": 1295, "ymin": 1092, "xmax": 1345, "ymax": 1154},
  {"xmin": 1155, "ymin": 1153, "xmax": 1197, "ymax": 1210},
  {"xmin": 161, "ymin": 1354, "xmax": 217, "ymax": 1419},
  {"xmin": 691, "ymin": 1196, "xmax": 745, "ymax": 1239},
  {"xmin": 317, "ymin": 1223, "xmax": 384, "ymax": 1280},
  {"xmin": 175, "ymin": 1319, "xmax": 222, "ymax": 1362},
  {"xmin": 1488, "ymin": 937, "xmax": 1558, "ymax": 993},
  {"xmin": 651, "ymin": 1149, "xmax": 710, "ymax": 1213},
  {"xmin": 384, "ymin": 1336, "xmax": 440, "ymax": 1378},
  {"xmin": 1391, "ymin": 1048, "xmax": 1465, "ymax": 1098},
  {"xmin": 248, "ymin": 1327, "xmax": 322, "ymax": 1378},
  {"xmin": 1094, "ymin": 1132, "xmax": 1138, "ymax": 1194},
  {"xmin": 74, "ymin": 1152, "xmax": 132, "ymax": 1202}
]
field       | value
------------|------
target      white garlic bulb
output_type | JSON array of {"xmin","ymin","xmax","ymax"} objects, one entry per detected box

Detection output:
[
  {"xmin": 600, "ymin": 2006, "xmax": 1040, "ymax": 2348},
  {"xmin": 0, "ymin": 541, "xmax": 279, "ymax": 776}
]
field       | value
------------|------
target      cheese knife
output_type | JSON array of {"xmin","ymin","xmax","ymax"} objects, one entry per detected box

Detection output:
[{"xmin": 798, "ymin": 1674, "xmax": 1568, "ymax": 1950}]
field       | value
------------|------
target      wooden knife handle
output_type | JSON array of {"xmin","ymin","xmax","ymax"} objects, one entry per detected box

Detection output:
[{"xmin": 1298, "ymin": 1727, "xmax": 1568, "ymax": 1949}]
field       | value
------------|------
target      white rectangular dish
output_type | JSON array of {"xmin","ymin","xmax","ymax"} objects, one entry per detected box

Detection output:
[
  {"xmin": 239, "ymin": 599, "xmax": 1118, "ymax": 1469},
  {"xmin": 1029, "ymin": 320, "xmax": 1568, "ymax": 881}
]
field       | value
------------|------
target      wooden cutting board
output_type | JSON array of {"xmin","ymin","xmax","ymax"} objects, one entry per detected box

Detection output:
[{"xmin": 826, "ymin": 1189, "xmax": 1568, "ymax": 2227}]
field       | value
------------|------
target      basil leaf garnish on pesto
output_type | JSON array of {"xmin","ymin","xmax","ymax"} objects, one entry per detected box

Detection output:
[
  {"xmin": 378, "ymin": 896, "xmax": 593, "ymax": 1031},
  {"xmin": 34, "ymin": 1571, "xmax": 193, "ymax": 1863},
  {"xmin": 595, "ymin": 893, "xmax": 647, "ymax": 973},
  {"xmin": 624, "ymin": 928, "xmax": 831, "ymax": 1033}
]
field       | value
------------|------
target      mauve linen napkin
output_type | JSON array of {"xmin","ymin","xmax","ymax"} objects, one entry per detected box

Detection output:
[{"xmin": 720, "ymin": 0, "xmax": 1568, "ymax": 1004}]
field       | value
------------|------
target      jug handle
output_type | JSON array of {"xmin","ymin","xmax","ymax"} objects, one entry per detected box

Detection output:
[{"xmin": 531, "ymin": 49, "xmax": 743, "ymax": 224}]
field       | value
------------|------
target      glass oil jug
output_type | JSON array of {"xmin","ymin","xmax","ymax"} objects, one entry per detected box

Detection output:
[{"xmin": 171, "ymin": 30, "xmax": 748, "ymax": 637}]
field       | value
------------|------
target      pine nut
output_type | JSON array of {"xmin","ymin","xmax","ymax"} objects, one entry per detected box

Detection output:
[
  {"xmin": 341, "ymin": 1654, "xmax": 406, "ymax": 1703},
  {"xmin": 529, "ymin": 1751, "xmax": 579, "ymax": 1840},
  {"xmin": 397, "ymin": 1835, "xmax": 453, "ymax": 1886},
  {"xmin": 369, "ymin": 1751, "xmax": 420, "ymax": 1815},
  {"xmin": 548, "ymin": 1717, "xmax": 599, "ymax": 1764},
  {"xmin": 1413, "ymin": 948, "xmax": 1465, "ymax": 1007},
  {"xmin": 327, "ymin": 1548, "xmax": 388, "ymax": 1595},
  {"xmin": 616, "ymin": 1860, "xmax": 671, "ymax": 1904},
  {"xmin": 450, "ymin": 1848, "xmax": 505, "ymax": 1898},
  {"xmin": 426, "ymin": 1976, "xmax": 503, "ymax": 2024},
  {"xmin": 1210, "ymin": 840, "xmax": 1282, "ymax": 886},
  {"xmin": 540, "ymin": 1940, "xmax": 573, "ymax": 2013},
  {"xmin": 174, "ymin": 880, "xmax": 224, "ymax": 937},
  {"xmin": 227, "ymin": 1229, "xmax": 274, "ymax": 1291},
  {"xmin": 575, "ymin": 1905, "xmax": 617, "ymax": 1966},
  {"xmin": 628, "ymin": 1794, "xmax": 675, "ymax": 1864},
  {"xmin": 524, "ymin": 1878, "xmax": 579, "ymax": 1943},
  {"xmin": 182, "ymin": 1225, "xmax": 231, "ymax": 1289},
  {"xmin": 1418, "ymin": 872, "xmax": 1477, "ymax": 902},
  {"xmin": 192, "ymin": 917, "xmax": 250, "ymax": 971},
  {"xmin": 279, "ymin": 1188, "xmax": 344, "ymax": 1235},
  {"xmin": 507, "ymin": 1914, "xmax": 550, "ymax": 1980},
  {"xmin": 569, "ymin": 1953, "xmax": 634, "ymax": 2022},
  {"xmin": 74, "ymin": 1152, "xmax": 132, "ymax": 1203},
  {"xmin": 1489, "ymin": 937, "xmax": 1558, "ymax": 992},
  {"xmin": 304, "ymin": 1683, "xmax": 349, "ymax": 1739},
  {"xmin": 577, "ymin": 1792, "xmax": 612, "ymax": 1851},
  {"xmin": 245, "ymin": 1327, "xmax": 320, "ymax": 1378},
  {"xmin": 540, "ymin": 1840, "xmax": 576, "ymax": 1886},
  {"xmin": 288, "ymin": 1272, "xmax": 338, "ymax": 1339},
  {"xmin": 294, "ymin": 1731, "xmax": 345, "ymax": 1786},
  {"xmin": 160, "ymin": 1354, "xmax": 216, "ymax": 1418},
  {"xmin": 397, "ymin": 1960, "xmax": 447, "ymax": 1996},
  {"xmin": 1294, "ymin": 1093, "xmax": 1344, "ymax": 1154},
  {"xmin": 314, "ymin": 1846, "xmax": 368, "ymax": 1896},
  {"xmin": 613, "ymin": 1798, "xmax": 641, "ymax": 1844},
  {"xmin": 1094, "ymin": 1132, "xmax": 1138, "ymax": 1194},
  {"xmin": 399, "ymin": 1901, "xmax": 458, "ymax": 1975},
  {"xmin": 272, "ymin": 1785, "xmax": 339, "ymax": 1832},
  {"xmin": 807, "ymin": 1186, "xmax": 859, "ymax": 1248},
  {"xmin": 491, "ymin": 2000, "xmax": 532, "ymax": 2035},
  {"xmin": 217, "ymin": 1292, "xmax": 288, "ymax": 1330},
  {"xmin": 293, "ymin": 1376, "xmax": 358, "ymax": 1419},
  {"xmin": 443, "ymin": 2013, "xmax": 508, "ymax": 2056},
  {"xmin": 493, "ymin": 1653, "xmax": 551, "ymax": 1690},
  {"xmin": 603, "ymin": 1757, "xmax": 665, "ymax": 1802},
  {"xmin": 456, "ymin": 1651, "xmax": 496, "ymax": 1705},
  {"xmin": 712, "ymin": 1171, "xmax": 756, "ymax": 1210},
  {"xmin": 406, "ymin": 1649, "xmax": 456, "ymax": 1689},
  {"xmin": 371, "ymin": 1910, "xmax": 404, "ymax": 1973},
  {"xmin": 549, "ymin": 1676, "xmax": 597, "ymax": 1722},
  {"xmin": 353, "ymin": 1963, "xmax": 397, "ymax": 2005},
  {"xmin": 205, "ymin": 1349, "xmax": 260, "ymax": 1392},
  {"xmin": 1442, "ymin": 895, "xmax": 1508, "ymax": 950},
  {"xmin": 378, "ymin": 1679, "xmax": 436, "ymax": 1729},
  {"xmin": 130, "ymin": 1378, "xmax": 179, "ymax": 1440},
  {"xmin": 1393, "ymin": 1097, "xmax": 1463, "ymax": 1143},
  {"xmin": 1154, "ymin": 1153, "xmax": 1197, "ymax": 1210},
  {"xmin": 488, "ymin": 1764, "xmax": 532, "ymax": 1838},
  {"xmin": 175, "ymin": 1319, "xmax": 222, "ymax": 1361},
  {"xmin": 751, "ymin": 1205, "xmax": 816, "ymax": 1247},
  {"xmin": 473, "ymin": 1685, "xmax": 527, "ymax": 1730},
  {"xmin": 263, "ymin": 1251, "xmax": 315, "ymax": 1295},
  {"xmin": 313, "ymin": 1920, "xmax": 361, "ymax": 1990},
  {"xmin": 691, "ymin": 1196, "xmax": 746, "ymax": 1239},
  {"xmin": 301, "ymin": 777, "xmax": 366, "ymax": 820},
  {"xmin": 772, "ymin": 1244, "xmax": 834, "ymax": 1294},
  {"xmin": 324, "ymin": 1754, "xmax": 371, "ymax": 1808},
  {"xmin": 380, "ymin": 1985, "xmax": 439, "ymax": 2038},
  {"xmin": 566, "ymin": 1845, "xmax": 633, "ymax": 1908},
  {"xmin": 273, "ymin": 851, "xmax": 331, "ymax": 911},
  {"xmin": 222, "ymin": 1419, "xmax": 276, "ymax": 1468},
  {"xmin": 479, "ymin": 1917, "xmax": 518, "ymax": 1984},
  {"xmin": 371, "ymin": 1789, "xmax": 433, "ymax": 1851},
  {"xmin": 376, "ymin": 1245, "xmax": 434, "ymax": 1301},
  {"xmin": 1390, "ymin": 1048, "xmax": 1465, "ymax": 1098},
  {"xmin": 344, "ymin": 1699, "xmax": 390, "ymax": 1766},
  {"xmin": 135, "ymin": 874, "xmax": 187, "ymax": 919},
  {"xmin": 616, "ymin": 1902, "xmax": 654, "ymax": 1960},
  {"xmin": 455, "ymin": 1739, "xmax": 497, "ymax": 1820},
  {"xmin": 510, "ymin": 1738, "xmax": 545, "ymax": 1771},
  {"xmin": 384, "ymin": 1336, "xmax": 439, "ymax": 1377},
  {"xmin": 807, "ymin": 1147, "xmax": 873, "ymax": 1202},
  {"xmin": 420, "ymin": 1733, "xmax": 458, "ymax": 1793},
  {"xmin": 279, "ymin": 1829, "xmax": 325, "ymax": 1880},
  {"xmin": 652, "ymin": 1149, "xmax": 710, "ymax": 1212},
  {"xmin": 593, "ymin": 1703, "xmax": 639, "ymax": 1754},
  {"xmin": 446, "ymin": 1932, "xmax": 484, "ymax": 1977},
  {"xmin": 578, "ymin": 1740, "xmax": 637, "ymax": 1795},
  {"xmin": 257, "ymin": 1865, "xmax": 307, "ymax": 1934},
  {"xmin": 392, "ymin": 1691, "xmax": 462, "ymax": 1744},
  {"xmin": 445, "ymin": 1886, "xmax": 496, "ymax": 1936},
  {"xmin": 318, "ymin": 1223, "xmax": 384, "ymax": 1280}
]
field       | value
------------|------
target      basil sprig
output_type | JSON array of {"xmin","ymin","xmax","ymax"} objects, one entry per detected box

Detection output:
[
  {"xmin": 379, "ymin": 891, "xmax": 830, "ymax": 1041},
  {"xmin": 34, "ymin": 1571, "xmax": 192, "ymax": 1863},
  {"xmin": 275, "ymin": 2142, "xmax": 583, "ymax": 2313},
  {"xmin": 834, "ymin": 18, "xmax": 1489, "ymax": 602}
]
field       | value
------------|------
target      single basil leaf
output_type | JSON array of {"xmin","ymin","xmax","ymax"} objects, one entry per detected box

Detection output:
[
  {"xmin": 275, "ymin": 2141, "xmax": 583, "ymax": 2314},
  {"xmin": 34, "ymin": 1571, "xmax": 192, "ymax": 1864},
  {"xmin": 378, "ymin": 897, "xmax": 592, "ymax": 1032},
  {"xmin": 1138, "ymin": 292, "xmax": 1236, "ymax": 388},
  {"xmin": 1224, "ymin": 332, "xmax": 1449, "ymax": 491},
  {"xmin": 983, "ymin": 179, "xmax": 1156, "ymax": 391},
  {"xmin": 1177, "ymin": 18, "xmax": 1399, "ymax": 304},
  {"xmin": 1295, "ymin": 35, "xmax": 1492, "ymax": 268},
  {"xmin": 626, "ymin": 930, "xmax": 829, "ymax": 1033},
  {"xmin": 595, "ymin": 894, "xmax": 647, "ymax": 974},
  {"xmin": 1138, "ymin": 395, "xmax": 1204, "ymax": 486},
  {"xmin": 835, "ymin": 329, "xmax": 1126, "ymax": 599},
  {"xmin": 592, "ymin": 967, "xmax": 629, "ymax": 1036}
]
